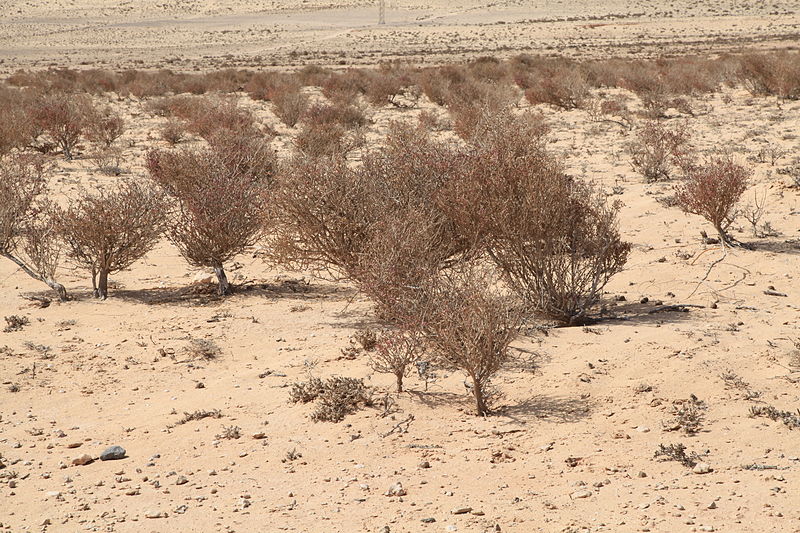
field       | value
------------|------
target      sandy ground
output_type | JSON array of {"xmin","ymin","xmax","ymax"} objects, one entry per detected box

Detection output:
[
  {"xmin": 1, "ymin": 79, "xmax": 800, "ymax": 532},
  {"xmin": 0, "ymin": 0, "xmax": 799, "ymax": 71}
]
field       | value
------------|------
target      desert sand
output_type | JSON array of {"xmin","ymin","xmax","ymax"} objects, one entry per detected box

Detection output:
[
  {"xmin": 0, "ymin": 0, "xmax": 799, "ymax": 71},
  {"xmin": 2, "ymin": 2, "xmax": 800, "ymax": 533}
]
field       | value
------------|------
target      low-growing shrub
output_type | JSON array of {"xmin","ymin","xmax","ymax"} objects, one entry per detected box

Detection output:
[
  {"xmin": 626, "ymin": 120, "xmax": 691, "ymax": 182},
  {"xmin": 675, "ymin": 155, "xmax": 750, "ymax": 246}
]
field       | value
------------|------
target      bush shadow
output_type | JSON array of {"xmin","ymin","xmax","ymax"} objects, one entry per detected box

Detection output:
[{"xmin": 498, "ymin": 394, "xmax": 594, "ymax": 424}]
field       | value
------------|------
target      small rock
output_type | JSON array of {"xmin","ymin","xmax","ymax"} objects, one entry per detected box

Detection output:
[
  {"xmin": 252, "ymin": 432, "xmax": 267, "ymax": 440},
  {"xmin": 144, "ymin": 510, "xmax": 167, "ymax": 519},
  {"xmin": 707, "ymin": 501, "xmax": 717, "ymax": 509},
  {"xmin": 637, "ymin": 471, "xmax": 647, "ymax": 478},
  {"xmin": 451, "ymin": 507, "xmax": 472, "ymax": 515},
  {"xmin": 195, "ymin": 382, "xmax": 205, "ymax": 389},
  {"xmin": 571, "ymin": 490, "xmax": 592, "ymax": 499},
  {"xmin": 378, "ymin": 527, "xmax": 390, "ymax": 533},
  {"xmin": 175, "ymin": 475, "xmax": 188, "ymax": 485},
  {"xmin": 100, "ymin": 446, "xmax": 126, "ymax": 461},
  {"xmin": 66, "ymin": 442, "xmax": 82, "ymax": 449},
  {"xmin": 384, "ymin": 482, "xmax": 407, "ymax": 497},
  {"xmin": 470, "ymin": 510, "xmax": 485, "ymax": 516},
  {"xmin": 636, "ymin": 426, "xmax": 650, "ymax": 433},
  {"xmin": 699, "ymin": 527, "xmax": 715, "ymax": 532},
  {"xmin": 72, "ymin": 454, "xmax": 93, "ymax": 466},
  {"xmin": 693, "ymin": 463, "xmax": 712, "ymax": 474},
  {"xmin": 421, "ymin": 517, "xmax": 436, "ymax": 523},
  {"xmin": 419, "ymin": 461, "xmax": 431, "ymax": 469}
]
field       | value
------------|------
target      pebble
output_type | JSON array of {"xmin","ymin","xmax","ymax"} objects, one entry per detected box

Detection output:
[
  {"xmin": 636, "ymin": 426, "xmax": 650, "ymax": 433},
  {"xmin": 100, "ymin": 446, "xmax": 126, "ymax": 461},
  {"xmin": 571, "ymin": 490, "xmax": 592, "ymax": 499},
  {"xmin": 66, "ymin": 442, "xmax": 82, "ymax": 449},
  {"xmin": 693, "ymin": 463, "xmax": 712, "ymax": 474},
  {"xmin": 451, "ymin": 507, "xmax": 472, "ymax": 515},
  {"xmin": 145, "ymin": 510, "xmax": 167, "ymax": 519},
  {"xmin": 707, "ymin": 501, "xmax": 717, "ymax": 509},
  {"xmin": 72, "ymin": 454, "xmax": 93, "ymax": 466},
  {"xmin": 419, "ymin": 461, "xmax": 431, "ymax": 469},
  {"xmin": 421, "ymin": 518, "xmax": 436, "ymax": 523},
  {"xmin": 175, "ymin": 475, "xmax": 189, "ymax": 485}
]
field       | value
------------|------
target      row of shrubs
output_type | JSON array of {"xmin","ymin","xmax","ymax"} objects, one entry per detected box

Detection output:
[
  {"xmin": 4, "ymin": 50, "xmax": 799, "ymax": 110},
  {"xmin": 1, "ymin": 95, "xmax": 758, "ymax": 414}
]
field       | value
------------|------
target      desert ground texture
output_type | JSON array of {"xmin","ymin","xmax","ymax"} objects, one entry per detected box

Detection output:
[
  {"xmin": 1, "ymin": 2, "xmax": 800, "ymax": 533},
  {"xmin": 0, "ymin": 0, "xmax": 799, "ymax": 70}
]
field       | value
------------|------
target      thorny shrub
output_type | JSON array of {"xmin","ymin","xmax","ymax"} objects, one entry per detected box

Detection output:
[
  {"xmin": 146, "ymin": 136, "xmax": 276, "ymax": 295},
  {"xmin": 675, "ymin": 155, "xmax": 750, "ymax": 246},
  {"xmin": 626, "ymin": 120, "xmax": 692, "ymax": 182},
  {"xmin": 56, "ymin": 179, "xmax": 167, "ymax": 299}
]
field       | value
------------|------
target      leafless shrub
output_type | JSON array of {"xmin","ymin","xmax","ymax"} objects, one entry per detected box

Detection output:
[
  {"xmin": 741, "ymin": 187, "xmax": 771, "ymax": 237},
  {"xmin": 185, "ymin": 338, "xmax": 222, "ymax": 360},
  {"xmin": 183, "ymin": 98, "xmax": 260, "ymax": 143},
  {"xmin": 585, "ymin": 94, "xmax": 634, "ymax": 129},
  {"xmin": 737, "ymin": 51, "xmax": 800, "ymax": 100},
  {"xmin": 273, "ymin": 122, "xmax": 468, "ymax": 295},
  {"xmin": 321, "ymin": 70, "xmax": 369, "ymax": 106},
  {"xmin": 364, "ymin": 66, "xmax": 420, "ymax": 108},
  {"xmin": 293, "ymin": 122, "xmax": 365, "ymax": 158},
  {"xmin": 444, "ymin": 80, "xmax": 519, "ymax": 140},
  {"xmin": 84, "ymin": 106, "xmax": 125, "ymax": 147},
  {"xmin": 56, "ymin": 179, "xmax": 166, "ymax": 299},
  {"xmin": 144, "ymin": 95, "xmax": 199, "ymax": 118},
  {"xmin": 450, "ymin": 111, "xmax": 629, "ymax": 324},
  {"xmin": 524, "ymin": 65, "xmax": 590, "ymax": 110},
  {"xmin": 29, "ymin": 92, "xmax": 95, "ymax": 159},
  {"xmin": 370, "ymin": 331, "xmax": 422, "ymax": 392},
  {"xmin": 413, "ymin": 266, "xmax": 522, "ymax": 416},
  {"xmin": 0, "ymin": 87, "xmax": 35, "ymax": 156},
  {"xmin": 626, "ymin": 120, "xmax": 692, "ymax": 182},
  {"xmin": 271, "ymin": 84, "xmax": 309, "ymax": 127},
  {"xmin": 654, "ymin": 443, "xmax": 700, "ymax": 467},
  {"xmin": 417, "ymin": 110, "xmax": 451, "ymax": 131},
  {"xmin": 86, "ymin": 146, "xmax": 125, "ymax": 176},
  {"xmin": 146, "ymin": 137, "xmax": 276, "ymax": 295},
  {"xmin": 160, "ymin": 119, "xmax": 187, "ymax": 145},
  {"xmin": 0, "ymin": 155, "xmax": 67, "ymax": 299},
  {"xmin": 3, "ymin": 315, "xmax": 29, "ymax": 333},
  {"xmin": 303, "ymin": 102, "xmax": 368, "ymax": 129},
  {"xmin": 675, "ymin": 155, "xmax": 750, "ymax": 246}
]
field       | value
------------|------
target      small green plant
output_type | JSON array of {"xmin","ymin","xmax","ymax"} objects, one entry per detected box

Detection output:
[{"xmin": 654, "ymin": 443, "xmax": 700, "ymax": 467}]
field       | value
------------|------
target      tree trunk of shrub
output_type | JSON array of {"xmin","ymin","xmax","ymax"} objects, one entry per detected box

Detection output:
[
  {"xmin": 2, "ymin": 253, "xmax": 68, "ymax": 301},
  {"xmin": 395, "ymin": 372, "xmax": 404, "ymax": 393},
  {"xmin": 213, "ymin": 263, "xmax": 230, "ymax": 296},
  {"xmin": 472, "ymin": 380, "xmax": 488, "ymax": 416},
  {"xmin": 97, "ymin": 268, "xmax": 109, "ymax": 300}
]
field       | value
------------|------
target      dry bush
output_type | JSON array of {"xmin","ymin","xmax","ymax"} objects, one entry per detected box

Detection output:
[
  {"xmin": 185, "ymin": 338, "xmax": 222, "ymax": 360},
  {"xmin": 273, "ymin": 123, "xmax": 467, "ymax": 288},
  {"xmin": 84, "ymin": 106, "xmax": 125, "ymax": 147},
  {"xmin": 370, "ymin": 331, "xmax": 422, "ymax": 393},
  {"xmin": 29, "ymin": 91, "xmax": 95, "ymax": 159},
  {"xmin": 626, "ymin": 120, "xmax": 691, "ymax": 182},
  {"xmin": 160, "ymin": 119, "xmax": 187, "ymax": 145},
  {"xmin": 445, "ymin": 80, "xmax": 519, "ymax": 140},
  {"xmin": 416, "ymin": 67, "xmax": 454, "ymax": 106},
  {"xmin": 737, "ymin": 51, "xmax": 800, "ymax": 100},
  {"xmin": 0, "ymin": 155, "xmax": 67, "ymax": 299},
  {"xmin": 182, "ymin": 97, "xmax": 259, "ymax": 143},
  {"xmin": 289, "ymin": 376, "xmax": 373, "ymax": 422},
  {"xmin": 270, "ymin": 83, "xmax": 309, "ymax": 127},
  {"xmin": 364, "ymin": 66, "xmax": 419, "ymax": 108},
  {"xmin": 0, "ymin": 87, "xmax": 36, "ymax": 156},
  {"xmin": 303, "ymin": 102, "xmax": 368, "ymax": 129},
  {"xmin": 293, "ymin": 122, "xmax": 366, "ymax": 158},
  {"xmin": 414, "ymin": 266, "xmax": 522, "ymax": 416},
  {"xmin": 654, "ymin": 443, "xmax": 700, "ymax": 468},
  {"xmin": 143, "ymin": 95, "xmax": 199, "ymax": 118},
  {"xmin": 146, "ymin": 136, "xmax": 276, "ymax": 295},
  {"xmin": 321, "ymin": 69, "xmax": 369, "ymax": 106},
  {"xmin": 56, "ymin": 179, "xmax": 167, "ymax": 299},
  {"xmin": 296, "ymin": 65, "xmax": 330, "ymax": 87},
  {"xmin": 448, "ymin": 110, "xmax": 629, "ymax": 324},
  {"xmin": 585, "ymin": 94, "xmax": 634, "ymax": 130},
  {"xmin": 468, "ymin": 56, "xmax": 510, "ymax": 83},
  {"xmin": 87, "ymin": 146, "xmax": 125, "ymax": 176},
  {"xmin": 675, "ymin": 155, "xmax": 750, "ymax": 246},
  {"xmin": 523, "ymin": 64, "xmax": 590, "ymax": 110}
]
